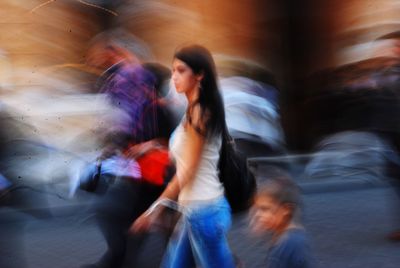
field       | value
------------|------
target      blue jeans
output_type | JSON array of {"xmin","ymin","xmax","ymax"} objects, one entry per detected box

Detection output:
[{"xmin": 161, "ymin": 197, "xmax": 235, "ymax": 268}]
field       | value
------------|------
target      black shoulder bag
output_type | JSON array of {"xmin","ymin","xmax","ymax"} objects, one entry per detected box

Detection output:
[{"xmin": 218, "ymin": 125, "xmax": 256, "ymax": 213}]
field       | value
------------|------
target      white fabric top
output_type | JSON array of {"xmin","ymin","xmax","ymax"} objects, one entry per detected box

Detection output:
[{"xmin": 169, "ymin": 118, "xmax": 224, "ymax": 203}]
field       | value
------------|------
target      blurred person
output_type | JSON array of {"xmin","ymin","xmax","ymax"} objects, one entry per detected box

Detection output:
[
  {"xmin": 131, "ymin": 45, "xmax": 236, "ymax": 268},
  {"xmin": 219, "ymin": 76, "xmax": 285, "ymax": 157},
  {"xmin": 250, "ymin": 174, "xmax": 314, "ymax": 268},
  {"xmin": 80, "ymin": 33, "xmax": 175, "ymax": 268},
  {"xmin": 216, "ymin": 56, "xmax": 285, "ymax": 157},
  {"xmin": 86, "ymin": 30, "xmax": 156, "ymax": 150}
]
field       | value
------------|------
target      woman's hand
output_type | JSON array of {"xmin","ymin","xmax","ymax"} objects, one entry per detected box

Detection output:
[
  {"xmin": 130, "ymin": 212, "xmax": 152, "ymax": 233},
  {"xmin": 129, "ymin": 203, "xmax": 164, "ymax": 233}
]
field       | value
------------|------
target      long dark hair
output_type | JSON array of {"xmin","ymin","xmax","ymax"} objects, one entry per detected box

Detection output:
[{"xmin": 174, "ymin": 45, "xmax": 226, "ymax": 138}]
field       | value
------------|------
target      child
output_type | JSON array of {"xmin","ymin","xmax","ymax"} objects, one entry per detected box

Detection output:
[{"xmin": 250, "ymin": 175, "xmax": 314, "ymax": 268}]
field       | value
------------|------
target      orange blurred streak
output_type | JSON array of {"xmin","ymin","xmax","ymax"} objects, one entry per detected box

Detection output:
[{"xmin": 30, "ymin": 0, "xmax": 118, "ymax": 16}]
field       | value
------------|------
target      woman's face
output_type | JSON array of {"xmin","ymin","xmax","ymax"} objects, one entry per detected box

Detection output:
[{"xmin": 172, "ymin": 58, "xmax": 201, "ymax": 95}]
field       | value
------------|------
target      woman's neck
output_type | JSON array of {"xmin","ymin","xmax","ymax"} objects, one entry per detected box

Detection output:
[{"xmin": 185, "ymin": 87, "xmax": 199, "ymax": 105}]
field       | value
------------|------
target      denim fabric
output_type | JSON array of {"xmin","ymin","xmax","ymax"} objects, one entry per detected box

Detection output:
[{"xmin": 161, "ymin": 197, "xmax": 235, "ymax": 268}]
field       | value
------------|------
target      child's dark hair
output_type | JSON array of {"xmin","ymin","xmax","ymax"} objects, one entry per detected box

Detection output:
[{"xmin": 258, "ymin": 174, "xmax": 302, "ymax": 218}]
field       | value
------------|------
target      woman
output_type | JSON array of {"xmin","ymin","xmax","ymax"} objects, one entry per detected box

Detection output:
[{"xmin": 131, "ymin": 45, "xmax": 235, "ymax": 268}]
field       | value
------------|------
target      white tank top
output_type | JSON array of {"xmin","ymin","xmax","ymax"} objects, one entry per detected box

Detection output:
[{"xmin": 169, "ymin": 118, "xmax": 224, "ymax": 203}]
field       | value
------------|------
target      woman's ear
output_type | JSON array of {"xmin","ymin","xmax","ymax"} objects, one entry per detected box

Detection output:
[{"xmin": 196, "ymin": 71, "xmax": 204, "ymax": 82}]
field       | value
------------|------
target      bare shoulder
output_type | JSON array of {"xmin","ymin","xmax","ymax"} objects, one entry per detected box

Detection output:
[{"xmin": 187, "ymin": 103, "xmax": 210, "ymax": 137}]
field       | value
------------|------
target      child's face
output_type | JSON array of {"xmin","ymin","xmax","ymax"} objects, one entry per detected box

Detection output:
[{"xmin": 250, "ymin": 195, "xmax": 291, "ymax": 234}]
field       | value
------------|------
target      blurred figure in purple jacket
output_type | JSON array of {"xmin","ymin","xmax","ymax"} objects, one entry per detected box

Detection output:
[
  {"xmin": 86, "ymin": 31, "xmax": 157, "ymax": 150},
  {"xmin": 80, "ymin": 31, "xmax": 169, "ymax": 268}
]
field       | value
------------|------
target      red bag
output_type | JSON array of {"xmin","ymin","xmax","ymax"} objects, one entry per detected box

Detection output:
[{"xmin": 136, "ymin": 148, "xmax": 174, "ymax": 186}]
